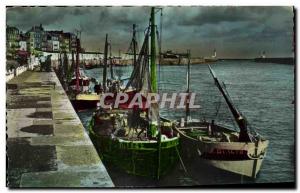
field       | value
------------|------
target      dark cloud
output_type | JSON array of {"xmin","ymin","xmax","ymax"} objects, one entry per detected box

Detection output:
[
  {"xmin": 179, "ymin": 7, "xmax": 256, "ymax": 26},
  {"xmin": 177, "ymin": 7, "xmax": 291, "ymax": 26},
  {"xmin": 6, "ymin": 6, "xmax": 294, "ymax": 58}
]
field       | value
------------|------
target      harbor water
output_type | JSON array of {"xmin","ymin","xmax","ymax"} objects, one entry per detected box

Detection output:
[{"xmin": 77, "ymin": 60, "xmax": 294, "ymax": 187}]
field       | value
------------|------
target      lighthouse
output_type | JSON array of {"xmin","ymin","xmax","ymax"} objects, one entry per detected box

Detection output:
[
  {"xmin": 261, "ymin": 51, "xmax": 266, "ymax": 58},
  {"xmin": 212, "ymin": 49, "xmax": 217, "ymax": 58}
]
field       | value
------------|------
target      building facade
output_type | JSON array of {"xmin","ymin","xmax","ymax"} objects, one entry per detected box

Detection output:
[
  {"xmin": 62, "ymin": 32, "xmax": 77, "ymax": 52},
  {"xmin": 19, "ymin": 33, "xmax": 28, "ymax": 51},
  {"xmin": 6, "ymin": 25, "xmax": 20, "ymax": 59},
  {"xmin": 26, "ymin": 24, "xmax": 45, "ymax": 53},
  {"xmin": 47, "ymin": 31, "xmax": 63, "ymax": 52},
  {"xmin": 7, "ymin": 24, "xmax": 80, "ymax": 60}
]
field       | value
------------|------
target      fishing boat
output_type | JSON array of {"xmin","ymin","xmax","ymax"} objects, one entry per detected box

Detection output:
[
  {"xmin": 70, "ymin": 23, "xmax": 142, "ymax": 110},
  {"xmin": 67, "ymin": 38, "xmax": 100, "ymax": 110},
  {"xmin": 176, "ymin": 59, "xmax": 269, "ymax": 178},
  {"xmin": 89, "ymin": 7, "xmax": 180, "ymax": 179}
]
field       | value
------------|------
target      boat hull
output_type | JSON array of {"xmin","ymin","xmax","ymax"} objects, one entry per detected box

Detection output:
[
  {"xmin": 70, "ymin": 93, "xmax": 100, "ymax": 110},
  {"xmin": 180, "ymin": 134, "xmax": 269, "ymax": 178},
  {"xmin": 89, "ymin": 119, "xmax": 180, "ymax": 178},
  {"xmin": 71, "ymin": 99, "xmax": 99, "ymax": 110},
  {"xmin": 203, "ymin": 159, "xmax": 264, "ymax": 179}
]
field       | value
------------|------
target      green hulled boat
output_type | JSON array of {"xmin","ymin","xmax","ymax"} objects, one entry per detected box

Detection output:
[
  {"xmin": 88, "ymin": 7, "xmax": 180, "ymax": 179},
  {"xmin": 88, "ymin": 110, "xmax": 179, "ymax": 177}
]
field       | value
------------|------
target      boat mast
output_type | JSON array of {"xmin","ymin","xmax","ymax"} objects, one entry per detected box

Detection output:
[
  {"xmin": 150, "ymin": 8, "xmax": 158, "ymax": 93},
  {"xmin": 132, "ymin": 24, "xmax": 137, "ymax": 66},
  {"xmin": 150, "ymin": 7, "xmax": 158, "ymax": 137},
  {"xmin": 186, "ymin": 49, "xmax": 191, "ymax": 122},
  {"xmin": 75, "ymin": 37, "xmax": 80, "ymax": 93},
  {"xmin": 109, "ymin": 40, "xmax": 114, "ymax": 80},
  {"xmin": 103, "ymin": 34, "xmax": 108, "ymax": 92},
  {"xmin": 208, "ymin": 65, "xmax": 252, "ymax": 142},
  {"xmin": 150, "ymin": 7, "xmax": 162, "ymax": 180}
]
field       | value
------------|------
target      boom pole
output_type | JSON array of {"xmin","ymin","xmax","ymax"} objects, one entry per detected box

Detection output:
[{"xmin": 208, "ymin": 65, "xmax": 252, "ymax": 142}]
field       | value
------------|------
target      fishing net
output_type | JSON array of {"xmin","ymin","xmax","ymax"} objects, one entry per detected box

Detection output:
[
  {"xmin": 125, "ymin": 29, "xmax": 151, "ymax": 94},
  {"xmin": 124, "ymin": 28, "xmax": 160, "ymax": 135}
]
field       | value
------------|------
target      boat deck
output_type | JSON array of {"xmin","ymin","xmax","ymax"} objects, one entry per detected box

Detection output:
[{"xmin": 179, "ymin": 123, "xmax": 240, "ymax": 143}]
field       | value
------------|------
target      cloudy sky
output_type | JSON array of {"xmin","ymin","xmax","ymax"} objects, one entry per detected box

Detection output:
[{"xmin": 6, "ymin": 6, "xmax": 294, "ymax": 58}]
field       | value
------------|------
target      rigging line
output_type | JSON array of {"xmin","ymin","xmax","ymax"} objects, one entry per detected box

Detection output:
[
  {"xmin": 175, "ymin": 146, "xmax": 188, "ymax": 174},
  {"xmin": 125, "ymin": 25, "xmax": 137, "ymax": 61},
  {"xmin": 217, "ymin": 95, "xmax": 239, "ymax": 132},
  {"xmin": 214, "ymin": 99, "xmax": 221, "ymax": 118}
]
